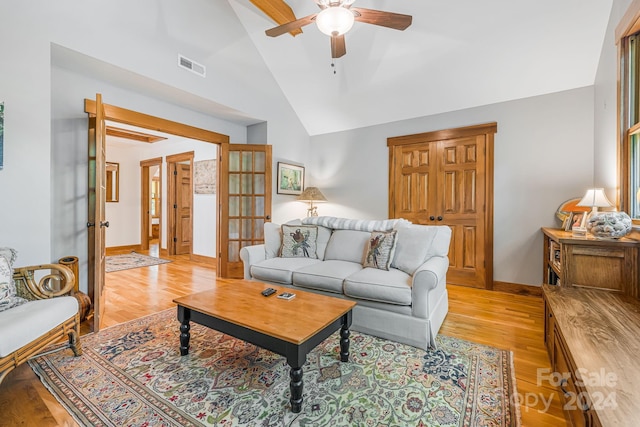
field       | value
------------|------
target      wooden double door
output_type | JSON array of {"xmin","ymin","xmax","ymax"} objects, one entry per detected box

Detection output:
[{"xmin": 388, "ymin": 123, "xmax": 497, "ymax": 289}]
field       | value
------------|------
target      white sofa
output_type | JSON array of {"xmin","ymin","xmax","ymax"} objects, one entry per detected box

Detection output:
[{"xmin": 240, "ymin": 217, "xmax": 452, "ymax": 350}]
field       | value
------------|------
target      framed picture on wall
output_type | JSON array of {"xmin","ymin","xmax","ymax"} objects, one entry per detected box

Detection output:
[{"xmin": 277, "ymin": 162, "xmax": 304, "ymax": 195}]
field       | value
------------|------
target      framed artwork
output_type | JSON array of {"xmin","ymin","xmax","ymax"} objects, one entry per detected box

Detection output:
[
  {"xmin": 194, "ymin": 159, "xmax": 216, "ymax": 194},
  {"xmin": 277, "ymin": 162, "xmax": 304, "ymax": 195}
]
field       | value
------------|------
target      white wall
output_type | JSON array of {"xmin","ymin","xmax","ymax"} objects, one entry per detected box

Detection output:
[
  {"xmin": 308, "ymin": 87, "xmax": 595, "ymax": 286},
  {"xmin": 0, "ymin": 0, "xmax": 626, "ymax": 290},
  {"xmin": 104, "ymin": 144, "xmax": 141, "ymax": 248},
  {"xmin": 0, "ymin": 1, "xmax": 309, "ymax": 292}
]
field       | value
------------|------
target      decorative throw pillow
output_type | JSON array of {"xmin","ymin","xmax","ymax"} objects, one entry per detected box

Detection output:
[
  {"xmin": 0, "ymin": 247, "xmax": 27, "ymax": 312},
  {"xmin": 280, "ymin": 225, "xmax": 318, "ymax": 258},
  {"xmin": 363, "ymin": 230, "xmax": 397, "ymax": 271}
]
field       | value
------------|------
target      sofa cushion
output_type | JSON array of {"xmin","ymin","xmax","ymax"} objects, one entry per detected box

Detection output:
[
  {"xmin": 392, "ymin": 225, "xmax": 452, "ymax": 275},
  {"xmin": 280, "ymin": 225, "xmax": 318, "ymax": 259},
  {"xmin": 324, "ymin": 229, "xmax": 370, "ymax": 263},
  {"xmin": 264, "ymin": 222, "xmax": 282, "ymax": 259},
  {"xmin": 315, "ymin": 226, "xmax": 332, "ymax": 260},
  {"xmin": 293, "ymin": 260, "xmax": 363, "ymax": 294},
  {"xmin": 0, "ymin": 247, "xmax": 26, "ymax": 313},
  {"xmin": 250, "ymin": 257, "xmax": 322, "ymax": 284},
  {"xmin": 343, "ymin": 268, "xmax": 412, "ymax": 306},
  {"xmin": 0, "ymin": 296, "xmax": 78, "ymax": 357},
  {"xmin": 363, "ymin": 230, "xmax": 397, "ymax": 271}
]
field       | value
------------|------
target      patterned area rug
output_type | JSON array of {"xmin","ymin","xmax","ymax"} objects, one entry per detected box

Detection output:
[
  {"xmin": 30, "ymin": 309, "xmax": 520, "ymax": 426},
  {"xmin": 105, "ymin": 252, "xmax": 172, "ymax": 273}
]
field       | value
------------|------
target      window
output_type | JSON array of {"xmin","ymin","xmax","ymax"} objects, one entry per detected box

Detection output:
[{"xmin": 618, "ymin": 6, "xmax": 640, "ymax": 224}]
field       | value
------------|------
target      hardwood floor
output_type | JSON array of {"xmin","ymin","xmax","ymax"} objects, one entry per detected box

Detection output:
[{"xmin": 0, "ymin": 249, "xmax": 567, "ymax": 426}]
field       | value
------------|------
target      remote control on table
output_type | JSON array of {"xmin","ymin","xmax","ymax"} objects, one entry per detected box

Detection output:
[{"xmin": 261, "ymin": 287, "xmax": 276, "ymax": 297}]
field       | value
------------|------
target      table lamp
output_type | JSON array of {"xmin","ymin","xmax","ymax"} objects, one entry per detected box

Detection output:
[
  {"xmin": 297, "ymin": 187, "xmax": 327, "ymax": 217},
  {"xmin": 576, "ymin": 188, "xmax": 613, "ymax": 213}
]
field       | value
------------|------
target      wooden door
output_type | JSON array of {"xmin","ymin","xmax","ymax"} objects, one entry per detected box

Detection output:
[
  {"xmin": 87, "ymin": 93, "xmax": 107, "ymax": 331},
  {"xmin": 388, "ymin": 123, "xmax": 496, "ymax": 289},
  {"xmin": 167, "ymin": 152, "xmax": 193, "ymax": 256},
  {"xmin": 437, "ymin": 135, "xmax": 488, "ymax": 288},
  {"xmin": 140, "ymin": 157, "xmax": 162, "ymax": 251},
  {"xmin": 175, "ymin": 163, "xmax": 192, "ymax": 255},
  {"xmin": 218, "ymin": 144, "xmax": 272, "ymax": 278}
]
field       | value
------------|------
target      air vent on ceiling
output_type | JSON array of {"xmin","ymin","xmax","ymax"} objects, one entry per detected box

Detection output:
[{"xmin": 178, "ymin": 54, "xmax": 206, "ymax": 77}]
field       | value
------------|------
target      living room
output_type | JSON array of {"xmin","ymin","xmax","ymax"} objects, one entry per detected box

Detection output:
[{"xmin": 1, "ymin": 0, "xmax": 639, "ymax": 426}]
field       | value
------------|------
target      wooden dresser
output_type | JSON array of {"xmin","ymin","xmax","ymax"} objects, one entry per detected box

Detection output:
[
  {"xmin": 543, "ymin": 285, "xmax": 640, "ymax": 426},
  {"xmin": 541, "ymin": 227, "xmax": 640, "ymax": 297}
]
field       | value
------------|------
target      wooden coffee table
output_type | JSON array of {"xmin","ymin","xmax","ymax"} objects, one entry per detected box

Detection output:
[{"xmin": 172, "ymin": 280, "xmax": 356, "ymax": 413}]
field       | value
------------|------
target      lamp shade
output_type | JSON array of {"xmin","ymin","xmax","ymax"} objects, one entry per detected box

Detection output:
[
  {"xmin": 297, "ymin": 187, "xmax": 328, "ymax": 202},
  {"xmin": 576, "ymin": 188, "xmax": 613, "ymax": 208},
  {"xmin": 315, "ymin": 7, "xmax": 355, "ymax": 36}
]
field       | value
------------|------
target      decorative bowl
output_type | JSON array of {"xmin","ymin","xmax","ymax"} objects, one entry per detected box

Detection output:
[{"xmin": 585, "ymin": 211, "xmax": 632, "ymax": 239}]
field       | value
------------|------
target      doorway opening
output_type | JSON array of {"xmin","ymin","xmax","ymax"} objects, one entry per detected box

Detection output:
[{"xmin": 86, "ymin": 98, "xmax": 230, "ymax": 331}]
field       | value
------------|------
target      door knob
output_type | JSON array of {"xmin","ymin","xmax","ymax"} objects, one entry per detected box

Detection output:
[
  {"xmin": 266, "ymin": 215, "xmax": 271, "ymax": 220},
  {"xmin": 429, "ymin": 216, "xmax": 435, "ymax": 221},
  {"xmin": 100, "ymin": 221, "xmax": 110, "ymax": 228},
  {"xmin": 437, "ymin": 216, "xmax": 443, "ymax": 221},
  {"xmin": 86, "ymin": 222, "xmax": 95, "ymax": 228}
]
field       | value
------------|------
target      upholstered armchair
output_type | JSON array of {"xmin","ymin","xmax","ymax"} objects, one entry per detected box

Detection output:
[{"xmin": 0, "ymin": 248, "xmax": 82, "ymax": 385}]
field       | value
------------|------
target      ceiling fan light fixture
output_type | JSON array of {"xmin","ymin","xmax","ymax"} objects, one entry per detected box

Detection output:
[{"xmin": 315, "ymin": 7, "xmax": 355, "ymax": 36}]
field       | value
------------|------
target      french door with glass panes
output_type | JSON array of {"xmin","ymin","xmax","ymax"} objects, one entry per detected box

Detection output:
[{"xmin": 218, "ymin": 144, "xmax": 272, "ymax": 278}]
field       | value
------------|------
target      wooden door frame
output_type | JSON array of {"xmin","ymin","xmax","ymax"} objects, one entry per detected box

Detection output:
[
  {"xmin": 84, "ymin": 100, "xmax": 230, "ymax": 279},
  {"xmin": 166, "ymin": 152, "xmax": 194, "ymax": 255},
  {"xmin": 140, "ymin": 157, "xmax": 163, "ymax": 251}
]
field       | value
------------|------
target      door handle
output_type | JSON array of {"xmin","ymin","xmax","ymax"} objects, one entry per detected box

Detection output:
[
  {"xmin": 429, "ymin": 216, "xmax": 435, "ymax": 221},
  {"xmin": 266, "ymin": 215, "xmax": 271, "ymax": 220},
  {"xmin": 86, "ymin": 222, "xmax": 95, "ymax": 228},
  {"xmin": 100, "ymin": 221, "xmax": 110, "ymax": 228},
  {"xmin": 437, "ymin": 216, "xmax": 443, "ymax": 221}
]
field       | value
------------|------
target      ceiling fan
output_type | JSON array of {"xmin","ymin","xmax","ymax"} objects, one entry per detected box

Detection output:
[{"xmin": 264, "ymin": 0, "xmax": 413, "ymax": 59}]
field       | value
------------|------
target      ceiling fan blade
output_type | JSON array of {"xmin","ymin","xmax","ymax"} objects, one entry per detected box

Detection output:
[
  {"xmin": 351, "ymin": 7, "xmax": 413, "ymax": 31},
  {"xmin": 331, "ymin": 34, "xmax": 346, "ymax": 58},
  {"xmin": 265, "ymin": 13, "xmax": 317, "ymax": 37}
]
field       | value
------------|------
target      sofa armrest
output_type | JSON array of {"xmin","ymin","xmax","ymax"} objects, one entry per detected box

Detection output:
[
  {"xmin": 13, "ymin": 264, "xmax": 75, "ymax": 301},
  {"xmin": 410, "ymin": 256, "xmax": 449, "ymax": 318},
  {"xmin": 239, "ymin": 244, "xmax": 266, "ymax": 280}
]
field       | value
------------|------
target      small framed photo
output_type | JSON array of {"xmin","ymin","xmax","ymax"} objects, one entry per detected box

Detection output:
[
  {"xmin": 568, "ymin": 211, "xmax": 588, "ymax": 232},
  {"xmin": 277, "ymin": 162, "xmax": 304, "ymax": 195}
]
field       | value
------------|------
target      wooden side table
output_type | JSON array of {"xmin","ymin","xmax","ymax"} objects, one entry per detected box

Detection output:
[{"xmin": 541, "ymin": 227, "xmax": 640, "ymax": 298}]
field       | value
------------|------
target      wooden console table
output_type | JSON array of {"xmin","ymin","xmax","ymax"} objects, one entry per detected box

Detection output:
[
  {"xmin": 541, "ymin": 227, "xmax": 640, "ymax": 297},
  {"xmin": 543, "ymin": 284, "xmax": 640, "ymax": 426}
]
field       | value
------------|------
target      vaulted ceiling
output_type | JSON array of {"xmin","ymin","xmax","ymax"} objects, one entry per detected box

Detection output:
[{"xmin": 229, "ymin": 0, "xmax": 613, "ymax": 135}]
